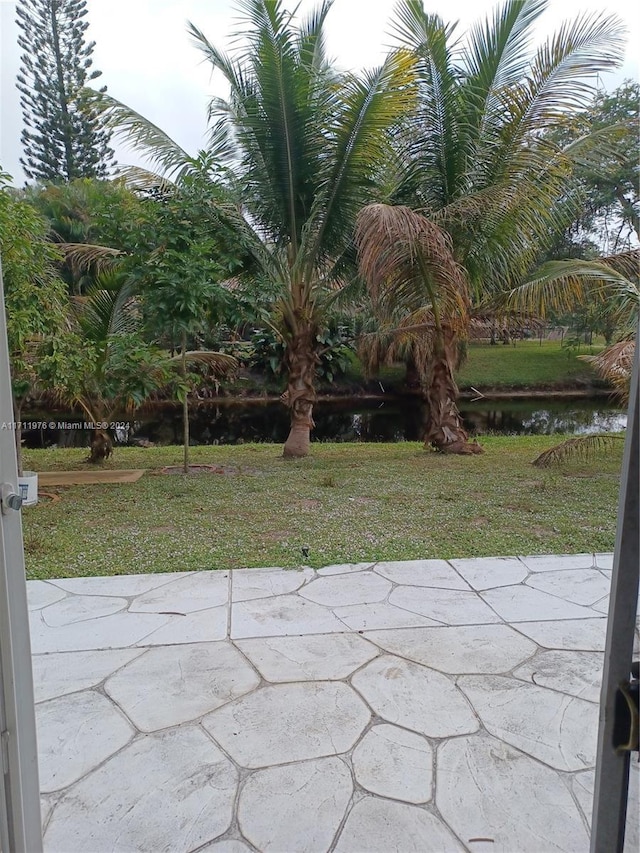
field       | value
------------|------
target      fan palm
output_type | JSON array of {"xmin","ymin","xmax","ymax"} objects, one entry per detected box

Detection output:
[
  {"xmin": 356, "ymin": 0, "xmax": 625, "ymax": 453},
  {"xmin": 97, "ymin": 0, "xmax": 416, "ymax": 457}
]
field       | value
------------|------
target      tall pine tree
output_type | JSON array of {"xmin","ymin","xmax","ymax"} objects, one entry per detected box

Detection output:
[{"xmin": 16, "ymin": 0, "xmax": 114, "ymax": 182}]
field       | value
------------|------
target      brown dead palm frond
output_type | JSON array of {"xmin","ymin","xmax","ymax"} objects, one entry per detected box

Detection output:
[
  {"xmin": 57, "ymin": 243, "xmax": 121, "ymax": 278},
  {"xmin": 601, "ymin": 249, "xmax": 640, "ymax": 281},
  {"xmin": 355, "ymin": 204, "xmax": 469, "ymax": 321},
  {"xmin": 581, "ymin": 340, "xmax": 636, "ymax": 401},
  {"xmin": 532, "ymin": 434, "xmax": 625, "ymax": 467},
  {"xmin": 357, "ymin": 306, "xmax": 467, "ymax": 382},
  {"xmin": 169, "ymin": 351, "xmax": 238, "ymax": 377}
]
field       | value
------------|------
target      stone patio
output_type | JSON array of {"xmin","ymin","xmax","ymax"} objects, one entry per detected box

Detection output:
[{"xmin": 29, "ymin": 553, "xmax": 639, "ymax": 852}]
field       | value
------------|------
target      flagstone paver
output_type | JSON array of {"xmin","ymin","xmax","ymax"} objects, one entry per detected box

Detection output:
[
  {"xmin": 332, "ymin": 600, "xmax": 441, "ymax": 630},
  {"xmin": 31, "ymin": 648, "xmax": 144, "ymax": 703},
  {"xmin": 436, "ymin": 732, "xmax": 591, "ymax": 852},
  {"xmin": 231, "ymin": 566, "xmax": 314, "ymax": 600},
  {"xmin": 50, "ymin": 571, "xmax": 191, "ymax": 597},
  {"xmin": 237, "ymin": 757, "xmax": 352, "ymax": 852},
  {"xmin": 28, "ymin": 552, "xmax": 635, "ymax": 852},
  {"xmin": 449, "ymin": 556, "xmax": 528, "ymax": 590},
  {"xmin": 334, "ymin": 798, "xmax": 465, "ymax": 852},
  {"xmin": 374, "ymin": 559, "xmax": 471, "ymax": 589},
  {"xmin": 298, "ymin": 571, "xmax": 391, "ymax": 606},
  {"xmin": 363, "ymin": 624, "xmax": 536, "ymax": 673},
  {"xmin": 129, "ymin": 570, "xmax": 228, "ymax": 613},
  {"xmin": 519, "ymin": 553, "xmax": 595, "ymax": 572},
  {"xmin": 351, "ymin": 655, "xmax": 479, "ymax": 737},
  {"xmin": 202, "ymin": 681, "xmax": 370, "ymax": 768},
  {"xmin": 316, "ymin": 562, "xmax": 374, "ymax": 575},
  {"xmin": 36, "ymin": 691, "xmax": 134, "ymax": 792},
  {"xmin": 513, "ymin": 649, "xmax": 604, "ymax": 702},
  {"xmin": 231, "ymin": 594, "xmax": 346, "ymax": 638},
  {"xmin": 43, "ymin": 727, "xmax": 238, "ymax": 852},
  {"xmin": 235, "ymin": 633, "xmax": 378, "ymax": 681},
  {"xmin": 104, "ymin": 642, "xmax": 260, "ymax": 731},
  {"xmin": 390, "ymin": 585, "xmax": 501, "ymax": 624},
  {"xmin": 41, "ymin": 594, "xmax": 127, "ymax": 626},
  {"xmin": 351, "ymin": 724, "xmax": 433, "ymax": 803},
  {"xmin": 132, "ymin": 605, "xmax": 228, "ymax": 645},
  {"xmin": 29, "ymin": 609, "xmax": 173, "ymax": 653},
  {"xmin": 482, "ymin": 585, "xmax": 599, "ymax": 622},
  {"xmin": 512, "ymin": 617, "xmax": 608, "ymax": 650},
  {"xmin": 526, "ymin": 569, "xmax": 611, "ymax": 606},
  {"xmin": 458, "ymin": 675, "xmax": 597, "ymax": 771},
  {"xmin": 27, "ymin": 581, "xmax": 67, "ymax": 610}
]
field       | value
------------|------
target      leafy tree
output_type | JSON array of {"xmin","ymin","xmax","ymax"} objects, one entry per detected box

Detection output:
[
  {"xmin": 16, "ymin": 0, "xmax": 114, "ymax": 181},
  {"xmin": 25, "ymin": 178, "xmax": 143, "ymax": 293},
  {"xmin": 99, "ymin": 0, "xmax": 415, "ymax": 457},
  {"xmin": 356, "ymin": 0, "xmax": 625, "ymax": 453},
  {"xmin": 0, "ymin": 171, "xmax": 66, "ymax": 473},
  {"xmin": 542, "ymin": 80, "xmax": 639, "ymax": 254},
  {"xmin": 131, "ymin": 178, "xmax": 240, "ymax": 472},
  {"xmin": 38, "ymin": 274, "xmax": 177, "ymax": 462}
]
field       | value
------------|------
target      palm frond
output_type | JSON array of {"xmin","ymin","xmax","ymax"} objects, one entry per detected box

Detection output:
[
  {"xmin": 306, "ymin": 48, "xmax": 417, "ymax": 268},
  {"xmin": 296, "ymin": 0, "xmax": 333, "ymax": 71},
  {"xmin": 581, "ymin": 340, "xmax": 636, "ymax": 401},
  {"xmin": 56, "ymin": 243, "xmax": 121, "ymax": 277},
  {"xmin": 95, "ymin": 92, "xmax": 196, "ymax": 181},
  {"xmin": 355, "ymin": 203, "xmax": 468, "ymax": 322},
  {"xmin": 74, "ymin": 275, "xmax": 141, "ymax": 343},
  {"xmin": 532, "ymin": 434, "xmax": 624, "ymax": 467},
  {"xmin": 503, "ymin": 255, "xmax": 640, "ymax": 318},
  {"xmin": 169, "ymin": 351, "xmax": 238, "ymax": 377},
  {"xmin": 115, "ymin": 166, "xmax": 177, "ymax": 194}
]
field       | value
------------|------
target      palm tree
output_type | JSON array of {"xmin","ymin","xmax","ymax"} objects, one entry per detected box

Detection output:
[
  {"xmin": 502, "ymin": 250, "xmax": 639, "ymax": 466},
  {"xmin": 355, "ymin": 0, "xmax": 625, "ymax": 453},
  {"xmin": 97, "ymin": 0, "xmax": 416, "ymax": 457}
]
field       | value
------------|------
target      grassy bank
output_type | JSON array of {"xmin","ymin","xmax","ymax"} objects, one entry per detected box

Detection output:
[
  {"xmin": 231, "ymin": 340, "xmax": 607, "ymax": 399},
  {"xmin": 456, "ymin": 340, "xmax": 605, "ymax": 390},
  {"xmin": 23, "ymin": 437, "xmax": 622, "ymax": 579}
]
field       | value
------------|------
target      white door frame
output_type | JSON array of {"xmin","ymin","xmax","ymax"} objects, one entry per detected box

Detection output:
[{"xmin": 0, "ymin": 257, "xmax": 42, "ymax": 852}]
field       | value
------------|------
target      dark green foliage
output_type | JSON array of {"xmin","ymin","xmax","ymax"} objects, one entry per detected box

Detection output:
[
  {"xmin": 542, "ymin": 80, "xmax": 639, "ymax": 255},
  {"xmin": 126, "ymin": 176, "xmax": 244, "ymax": 345},
  {"xmin": 16, "ymin": 0, "xmax": 114, "ymax": 181},
  {"xmin": 249, "ymin": 324, "xmax": 352, "ymax": 382}
]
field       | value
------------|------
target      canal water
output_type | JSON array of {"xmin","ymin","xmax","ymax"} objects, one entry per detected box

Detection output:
[{"xmin": 23, "ymin": 397, "xmax": 626, "ymax": 448}]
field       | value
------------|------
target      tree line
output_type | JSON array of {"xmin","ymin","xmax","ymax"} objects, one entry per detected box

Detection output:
[{"xmin": 2, "ymin": 0, "xmax": 638, "ymax": 468}]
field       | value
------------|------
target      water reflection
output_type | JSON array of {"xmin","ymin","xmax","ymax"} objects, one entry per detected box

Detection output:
[{"xmin": 23, "ymin": 397, "xmax": 626, "ymax": 448}]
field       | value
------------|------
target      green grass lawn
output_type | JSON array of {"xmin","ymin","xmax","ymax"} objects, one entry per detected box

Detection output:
[
  {"xmin": 456, "ymin": 340, "xmax": 605, "ymax": 389},
  {"xmin": 339, "ymin": 340, "xmax": 607, "ymax": 393},
  {"xmin": 22, "ymin": 437, "xmax": 622, "ymax": 579}
]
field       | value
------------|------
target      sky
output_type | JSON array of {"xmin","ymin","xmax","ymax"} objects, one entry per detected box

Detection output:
[{"xmin": 1, "ymin": 0, "xmax": 639, "ymax": 184}]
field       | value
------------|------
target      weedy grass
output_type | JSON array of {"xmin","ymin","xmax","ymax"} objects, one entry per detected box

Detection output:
[{"xmin": 22, "ymin": 436, "xmax": 622, "ymax": 579}]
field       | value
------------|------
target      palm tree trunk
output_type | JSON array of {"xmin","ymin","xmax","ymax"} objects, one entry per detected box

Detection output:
[
  {"xmin": 423, "ymin": 333, "xmax": 483, "ymax": 455},
  {"xmin": 282, "ymin": 329, "xmax": 317, "ymax": 458},
  {"xmin": 182, "ymin": 332, "xmax": 189, "ymax": 474},
  {"xmin": 88, "ymin": 430, "xmax": 113, "ymax": 463}
]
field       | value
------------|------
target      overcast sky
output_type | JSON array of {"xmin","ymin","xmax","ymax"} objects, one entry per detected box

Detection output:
[{"xmin": 1, "ymin": 0, "xmax": 638, "ymax": 184}]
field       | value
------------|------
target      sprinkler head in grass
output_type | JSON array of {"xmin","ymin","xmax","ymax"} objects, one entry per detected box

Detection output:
[{"xmin": 301, "ymin": 545, "xmax": 310, "ymax": 560}]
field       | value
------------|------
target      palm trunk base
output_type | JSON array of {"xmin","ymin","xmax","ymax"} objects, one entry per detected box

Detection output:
[
  {"xmin": 423, "ymin": 358, "xmax": 483, "ymax": 455},
  {"xmin": 281, "ymin": 331, "xmax": 318, "ymax": 459},
  {"xmin": 283, "ymin": 417, "xmax": 312, "ymax": 458},
  {"xmin": 88, "ymin": 430, "xmax": 113, "ymax": 464}
]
